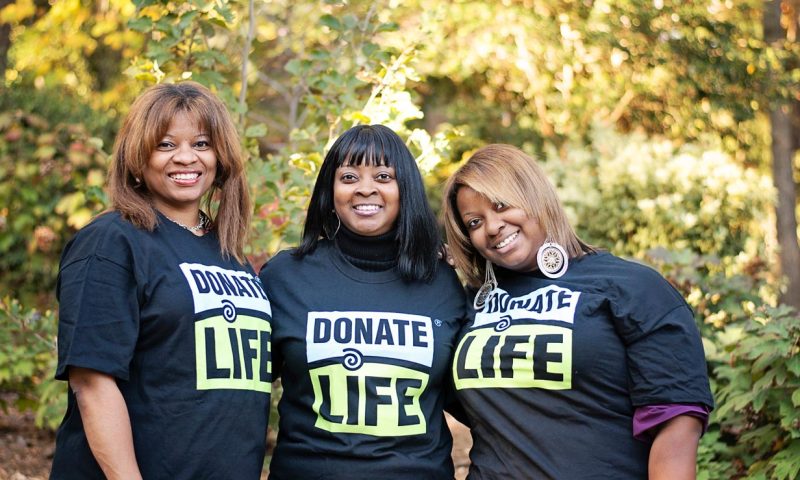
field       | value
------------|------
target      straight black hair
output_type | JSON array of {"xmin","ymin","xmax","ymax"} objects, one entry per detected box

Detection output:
[{"xmin": 295, "ymin": 124, "xmax": 440, "ymax": 282}]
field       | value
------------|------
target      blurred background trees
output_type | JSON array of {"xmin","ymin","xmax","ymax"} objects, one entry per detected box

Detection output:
[{"xmin": 1, "ymin": 0, "xmax": 798, "ymax": 478}]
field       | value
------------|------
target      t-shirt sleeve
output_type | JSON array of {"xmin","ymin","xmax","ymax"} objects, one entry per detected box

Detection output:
[
  {"xmin": 55, "ymin": 230, "xmax": 140, "ymax": 382},
  {"xmin": 609, "ymin": 265, "xmax": 714, "ymax": 409},
  {"xmin": 258, "ymin": 256, "xmax": 283, "ymax": 380}
]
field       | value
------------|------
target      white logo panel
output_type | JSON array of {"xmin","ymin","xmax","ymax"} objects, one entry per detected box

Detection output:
[
  {"xmin": 306, "ymin": 311, "xmax": 434, "ymax": 368},
  {"xmin": 474, "ymin": 285, "xmax": 580, "ymax": 328},
  {"xmin": 180, "ymin": 263, "xmax": 272, "ymax": 316}
]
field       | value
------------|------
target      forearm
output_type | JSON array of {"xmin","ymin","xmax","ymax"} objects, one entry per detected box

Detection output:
[
  {"xmin": 648, "ymin": 414, "xmax": 703, "ymax": 480},
  {"xmin": 69, "ymin": 367, "xmax": 143, "ymax": 480}
]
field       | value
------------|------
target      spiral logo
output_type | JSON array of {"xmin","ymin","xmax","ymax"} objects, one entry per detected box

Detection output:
[
  {"xmin": 341, "ymin": 348, "xmax": 364, "ymax": 371},
  {"xmin": 494, "ymin": 315, "xmax": 512, "ymax": 332},
  {"xmin": 221, "ymin": 299, "xmax": 237, "ymax": 323}
]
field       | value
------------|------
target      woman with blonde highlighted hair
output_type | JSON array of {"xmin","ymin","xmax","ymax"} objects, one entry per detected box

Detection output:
[
  {"xmin": 443, "ymin": 144, "xmax": 592, "ymax": 289},
  {"xmin": 442, "ymin": 144, "xmax": 713, "ymax": 479},
  {"xmin": 50, "ymin": 82, "xmax": 272, "ymax": 480}
]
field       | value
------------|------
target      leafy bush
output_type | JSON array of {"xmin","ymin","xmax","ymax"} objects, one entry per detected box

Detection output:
[
  {"xmin": 0, "ymin": 84, "xmax": 110, "ymax": 430},
  {"xmin": 0, "ymin": 85, "xmax": 111, "ymax": 308},
  {"xmin": 547, "ymin": 126, "xmax": 773, "ymax": 265},
  {"xmin": 0, "ymin": 297, "xmax": 65, "ymax": 430},
  {"xmin": 704, "ymin": 305, "xmax": 800, "ymax": 480}
]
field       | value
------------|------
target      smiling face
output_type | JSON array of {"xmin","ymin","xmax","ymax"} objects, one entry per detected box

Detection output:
[
  {"xmin": 456, "ymin": 186, "xmax": 546, "ymax": 273},
  {"xmin": 142, "ymin": 111, "xmax": 217, "ymax": 223},
  {"xmin": 333, "ymin": 163, "xmax": 400, "ymax": 236}
]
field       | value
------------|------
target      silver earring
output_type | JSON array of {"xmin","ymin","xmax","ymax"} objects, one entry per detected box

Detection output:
[
  {"xmin": 537, "ymin": 238, "xmax": 568, "ymax": 278},
  {"xmin": 473, "ymin": 260, "xmax": 498, "ymax": 310},
  {"xmin": 325, "ymin": 212, "xmax": 342, "ymax": 241}
]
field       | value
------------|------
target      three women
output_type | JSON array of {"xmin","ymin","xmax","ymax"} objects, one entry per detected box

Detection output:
[{"xmin": 52, "ymin": 84, "xmax": 712, "ymax": 478}]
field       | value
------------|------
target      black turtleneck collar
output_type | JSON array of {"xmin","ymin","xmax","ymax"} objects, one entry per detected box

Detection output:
[{"xmin": 335, "ymin": 225, "xmax": 398, "ymax": 272}]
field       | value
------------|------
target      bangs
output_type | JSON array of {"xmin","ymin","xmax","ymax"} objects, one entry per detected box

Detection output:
[
  {"xmin": 457, "ymin": 166, "xmax": 531, "ymax": 215},
  {"xmin": 143, "ymin": 101, "xmax": 210, "ymax": 149},
  {"xmin": 335, "ymin": 129, "xmax": 395, "ymax": 168}
]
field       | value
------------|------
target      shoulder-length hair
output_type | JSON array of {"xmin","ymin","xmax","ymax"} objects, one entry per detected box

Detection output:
[
  {"xmin": 295, "ymin": 124, "xmax": 441, "ymax": 282},
  {"xmin": 442, "ymin": 144, "xmax": 594, "ymax": 287},
  {"xmin": 107, "ymin": 81, "xmax": 251, "ymax": 263}
]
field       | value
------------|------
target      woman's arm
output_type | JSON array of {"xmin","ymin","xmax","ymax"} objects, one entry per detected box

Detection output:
[
  {"xmin": 69, "ymin": 367, "xmax": 143, "ymax": 480},
  {"xmin": 648, "ymin": 414, "xmax": 703, "ymax": 480}
]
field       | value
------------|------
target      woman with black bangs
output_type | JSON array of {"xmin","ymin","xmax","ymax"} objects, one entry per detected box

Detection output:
[{"xmin": 259, "ymin": 124, "xmax": 466, "ymax": 479}]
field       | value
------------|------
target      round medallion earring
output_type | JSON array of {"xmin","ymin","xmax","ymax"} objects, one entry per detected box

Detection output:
[
  {"xmin": 537, "ymin": 238, "xmax": 568, "ymax": 279},
  {"xmin": 473, "ymin": 260, "xmax": 498, "ymax": 310}
]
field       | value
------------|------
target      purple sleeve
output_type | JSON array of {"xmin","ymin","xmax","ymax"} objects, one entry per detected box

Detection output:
[{"xmin": 633, "ymin": 404, "xmax": 710, "ymax": 442}]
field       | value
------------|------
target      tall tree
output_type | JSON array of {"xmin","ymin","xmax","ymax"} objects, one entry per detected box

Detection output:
[{"xmin": 763, "ymin": 0, "xmax": 800, "ymax": 309}]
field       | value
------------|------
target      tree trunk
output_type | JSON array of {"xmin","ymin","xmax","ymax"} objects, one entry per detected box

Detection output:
[
  {"xmin": 770, "ymin": 108, "xmax": 800, "ymax": 309},
  {"xmin": 763, "ymin": 0, "xmax": 800, "ymax": 310}
]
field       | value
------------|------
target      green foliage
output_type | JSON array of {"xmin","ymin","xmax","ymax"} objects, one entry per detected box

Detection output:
[
  {"xmin": 708, "ymin": 305, "xmax": 800, "ymax": 479},
  {"xmin": 126, "ymin": 0, "xmax": 238, "ymax": 95},
  {"xmin": 398, "ymin": 0, "xmax": 780, "ymax": 167},
  {"xmin": 0, "ymin": 297, "xmax": 65, "ymax": 430},
  {"xmin": 548, "ymin": 126, "xmax": 773, "ymax": 265},
  {"xmin": 3, "ymin": 0, "xmax": 141, "ymax": 111},
  {"xmin": 0, "ymin": 85, "xmax": 111, "ymax": 307}
]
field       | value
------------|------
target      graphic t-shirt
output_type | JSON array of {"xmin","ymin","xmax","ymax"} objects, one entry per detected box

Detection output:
[
  {"xmin": 259, "ymin": 240, "xmax": 466, "ymax": 480},
  {"xmin": 50, "ymin": 211, "xmax": 272, "ymax": 480},
  {"xmin": 453, "ymin": 252, "xmax": 714, "ymax": 479}
]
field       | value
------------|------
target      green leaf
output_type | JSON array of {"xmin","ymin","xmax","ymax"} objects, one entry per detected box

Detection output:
[
  {"xmin": 284, "ymin": 59, "xmax": 307, "ymax": 76},
  {"xmin": 320, "ymin": 14, "xmax": 342, "ymax": 31},
  {"xmin": 771, "ymin": 441, "xmax": 800, "ymax": 480},
  {"xmin": 787, "ymin": 355, "xmax": 800, "ymax": 376},
  {"xmin": 178, "ymin": 11, "xmax": 200, "ymax": 30},
  {"xmin": 341, "ymin": 14, "xmax": 358, "ymax": 30},
  {"xmin": 244, "ymin": 124, "xmax": 267, "ymax": 138},
  {"xmin": 376, "ymin": 21, "xmax": 399, "ymax": 33},
  {"xmin": 128, "ymin": 17, "xmax": 153, "ymax": 32},
  {"xmin": 214, "ymin": 4, "xmax": 234, "ymax": 24},
  {"xmin": 362, "ymin": 42, "xmax": 379, "ymax": 57},
  {"xmin": 34, "ymin": 145, "xmax": 56, "ymax": 160}
]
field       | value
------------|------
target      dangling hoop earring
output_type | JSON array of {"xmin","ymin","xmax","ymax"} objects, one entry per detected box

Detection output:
[
  {"xmin": 473, "ymin": 260, "xmax": 498, "ymax": 310},
  {"xmin": 325, "ymin": 212, "xmax": 342, "ymax": 241},
  {"xmin": 537, "ymin": 238, "xmax": 568, "ymax": 279}
]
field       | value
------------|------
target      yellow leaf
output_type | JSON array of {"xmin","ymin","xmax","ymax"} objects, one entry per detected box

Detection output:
[
  {"xmin": 68, "ymin": 208, "xmax": 93, "ymax": 229},
  {"xmin": 0, "ymin": 0, "xmax": 36, "ymax": 24}
]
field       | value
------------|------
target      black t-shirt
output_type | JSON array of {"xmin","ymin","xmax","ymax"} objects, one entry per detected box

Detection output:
[
  {"xmin": 453, "ymin": 252, "xmax": 714, "ymax": 479},
  {"xmin": 50, "ymin": 211, "xmax": 272, "ymax": 480},
  {"xmin": 259, "ymin": 241, "xmax": 466, "ymax": 480}
]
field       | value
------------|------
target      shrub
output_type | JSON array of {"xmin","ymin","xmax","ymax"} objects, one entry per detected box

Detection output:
[
  {"xmin": 0, "ymin": 297, "xmax": 65, "ymax": 430},
  {"xmin": 0, "ymin": 85, "xmax": 112, "ymax": 308}
]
